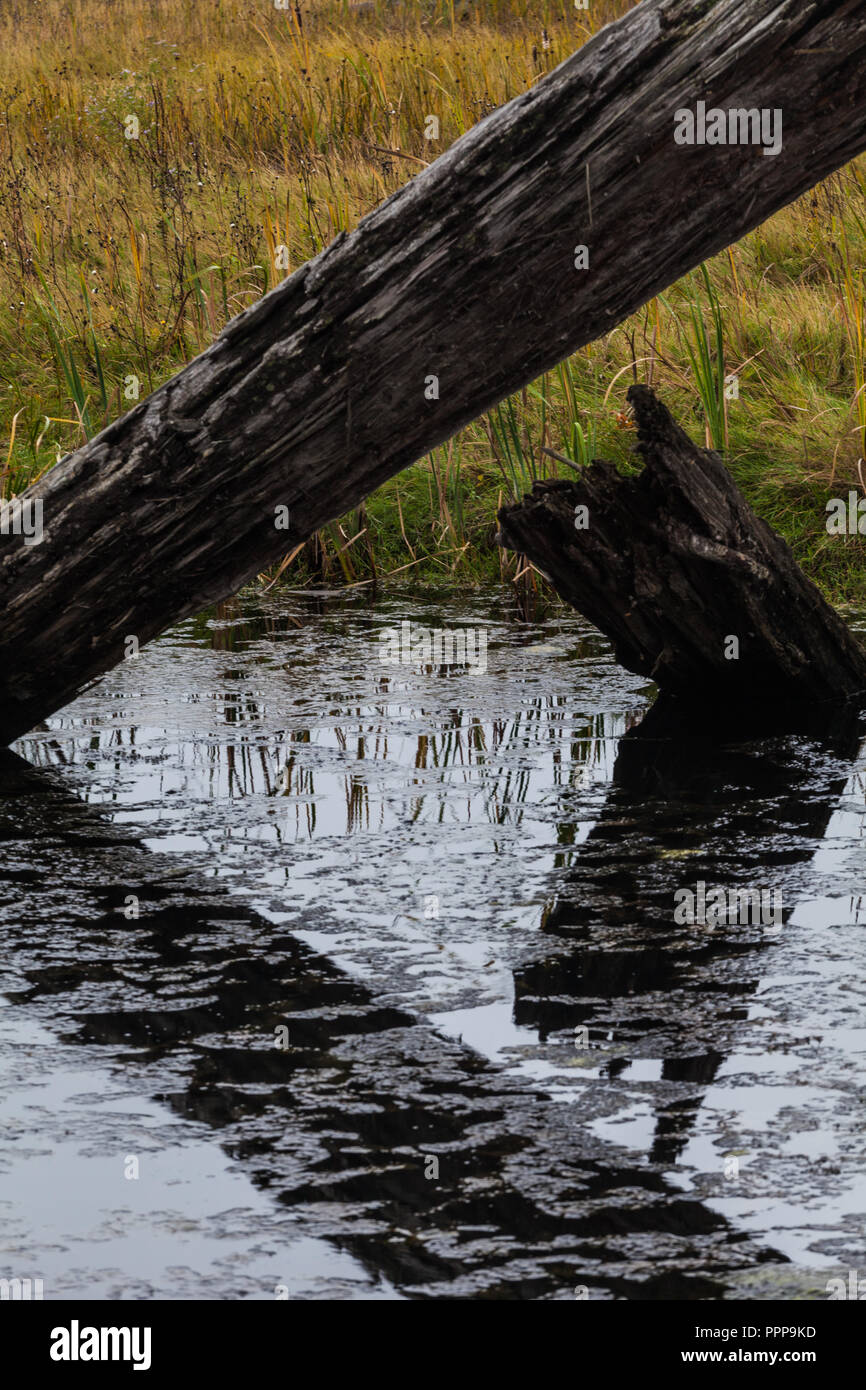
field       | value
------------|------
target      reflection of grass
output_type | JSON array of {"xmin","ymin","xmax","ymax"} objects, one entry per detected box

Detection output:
[{"xmin": 2, "ymin": 0, "xmax": 866, "ymax": 598}]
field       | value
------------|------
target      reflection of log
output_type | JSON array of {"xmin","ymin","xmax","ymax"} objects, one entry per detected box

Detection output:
[
  {"xmin": 0, "ymin": 739, "xmax": 752, "ymax": 1298},
  {"xmin": 3, "ymin": 3, "xmax": 866, "ymax": 742},
  {"xmin": 514, "ymin": 694, "xmax": 863, "ymax": 1181},
  {"xmin": 498, "ymin": 387, "xmax": 866, "ymax": 708}
]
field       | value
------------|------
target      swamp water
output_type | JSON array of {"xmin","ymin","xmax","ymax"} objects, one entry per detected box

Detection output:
[{"xmin": 0, "ymin": 589, "xmax": 864, "ymax": 1300}]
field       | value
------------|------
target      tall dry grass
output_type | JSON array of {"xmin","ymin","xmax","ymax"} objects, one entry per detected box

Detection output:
[{"xmin": 0, "ymin": 0, "xmax": 864, "ymax": 596}]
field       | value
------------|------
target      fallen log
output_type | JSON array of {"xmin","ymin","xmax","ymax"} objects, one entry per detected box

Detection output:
[
  {"xmin": 3, "ymin": 0, "xmax": 866, "ymax": 741},
  {"xmin": 497, "ymin": 385, "xmax": 866, "ymax": 708}
]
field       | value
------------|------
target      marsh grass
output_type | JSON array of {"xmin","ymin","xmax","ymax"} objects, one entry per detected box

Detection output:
[
  {"xmin": 678, "ymin": 264, "xmax": 728, "ymax": 452},
  {"xmin": 1, "ymin": 0, "xmax": 865, "ymax": 598}
]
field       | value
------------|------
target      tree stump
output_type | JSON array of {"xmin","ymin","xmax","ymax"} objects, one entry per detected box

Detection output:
[{"xmin": 497, "ymin": 386, "xmax": 866, "ymax": 709}]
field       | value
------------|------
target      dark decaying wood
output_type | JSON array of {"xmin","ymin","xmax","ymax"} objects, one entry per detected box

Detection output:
[
  {"xmin": 2, "ymin": 0, "xmax": 866, "ymax": 741},
  {"xmin": 497, "ymin": 385, "xmax": 866, "ymax": 707}
]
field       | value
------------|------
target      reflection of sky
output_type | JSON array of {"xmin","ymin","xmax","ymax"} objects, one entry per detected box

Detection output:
[
  {"xmin": 808, "ymin": 761, "xmax": 866, "ymax": 915},
  {"xmin": 0, "ymin": 999, "xmax": 399, "ymax": 1301},
  {"xmin": 13, "ymin": 595, "xmax": 866, "ymax": 1282},
  {"xmin": 651, "ymin": 742, "xmax": 866, "ymax": 1273},
  {"xmin": 15, "ymin": 597, "xmax": 644, "ymax": 1037}
]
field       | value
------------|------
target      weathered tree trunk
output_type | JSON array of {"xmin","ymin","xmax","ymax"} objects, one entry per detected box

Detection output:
[
  {"xmin": 497, "ymin": 385, "xmax": 866, "ymax": 708},
  {"xmin": 2, "ymin": 0, "xmax": 866, "ymax": 741}
]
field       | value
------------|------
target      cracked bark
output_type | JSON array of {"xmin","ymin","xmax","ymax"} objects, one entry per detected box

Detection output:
[{"xmin": 497, "ymin": 386, "xmax": 866, "ymax": 708}]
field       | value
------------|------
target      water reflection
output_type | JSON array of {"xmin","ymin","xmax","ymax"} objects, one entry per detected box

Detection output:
[
  {"xmin": 0, "ymin": 738, "xmax": 780, "ymax": 1299},
  {"xmin": 507, "ymin": 697, "xmax": 866, "ymax": 1270},
  {"xmin": 3, "ymin": 593, "xmax": 866, "ymax": 1296},
  {"xmin": 22, "ymin": 704, "xmax": 633, "ymax": 852}
]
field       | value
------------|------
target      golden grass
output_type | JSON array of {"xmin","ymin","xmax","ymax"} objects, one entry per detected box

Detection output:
[{"xmin": 1, "ymin": 0, "xmax": 864, "ymax": 596}]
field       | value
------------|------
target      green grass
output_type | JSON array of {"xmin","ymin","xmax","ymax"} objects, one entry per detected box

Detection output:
[{"xmin": 1, "ymin": 0, "xmax": 865, "ymax": 603}]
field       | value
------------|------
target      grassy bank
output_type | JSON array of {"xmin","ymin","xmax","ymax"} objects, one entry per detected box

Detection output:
[{"xmin": 1, "ymin": 0, "xmax": 865, "ymax": 600}]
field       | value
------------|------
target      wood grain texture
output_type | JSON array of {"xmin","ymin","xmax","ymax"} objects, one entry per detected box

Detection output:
[{"xmin": 2, "ymin": 0, "xmax": 866, "ymax": 739}]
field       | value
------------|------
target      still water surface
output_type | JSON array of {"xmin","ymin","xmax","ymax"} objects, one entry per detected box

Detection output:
[{"xmin": 1, "ymin": 589, "xmax": 864, "ymax": 1298}]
